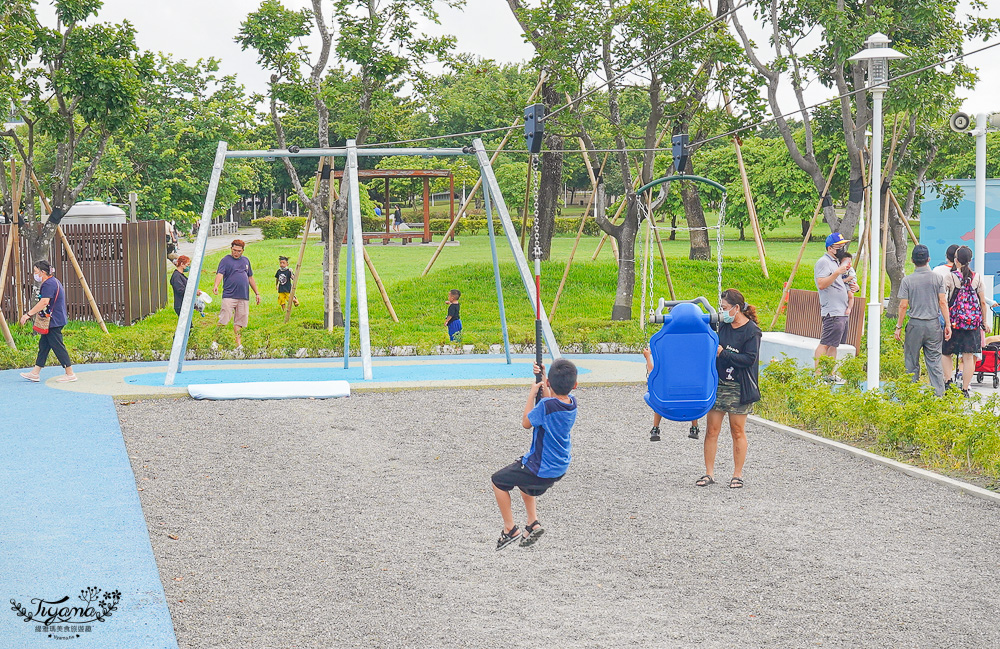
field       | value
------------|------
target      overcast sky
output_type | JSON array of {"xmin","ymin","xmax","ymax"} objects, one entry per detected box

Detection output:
[{"xmin": 36, "ymin": 0, "xmax": 1000, "ymax": 123}]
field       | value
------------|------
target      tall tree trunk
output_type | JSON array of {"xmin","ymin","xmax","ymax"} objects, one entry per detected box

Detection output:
[
  {"xmin": 885, "ymin": 203, "xmax": 908, "ymax": 317},
  {"xmin": 611, "ymin": 200, "xmax": 639, "ymax": 321},
  {"xmin": 682, "ymin": 169, "xmax": 710, "ymax": 260},
  {"xmin": 535, "ymin": 82, "xmax": 563, "ymax": 260}
]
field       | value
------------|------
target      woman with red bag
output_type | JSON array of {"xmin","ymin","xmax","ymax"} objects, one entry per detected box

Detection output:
[{"xmin": 17, "ymin": 260, "xmax": 76, "ymax": 383}]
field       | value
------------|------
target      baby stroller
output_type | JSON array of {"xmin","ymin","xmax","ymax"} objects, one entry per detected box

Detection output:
[{"xmin": 975, "ymin": 342, "xmax": 1000, "ymax": 389}]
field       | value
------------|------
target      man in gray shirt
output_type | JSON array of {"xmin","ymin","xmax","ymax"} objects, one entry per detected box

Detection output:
[
  {"xmin": 895, "ymin": 244, "xmax": 951, "ymax": 396},
  {"xmin": 814, "ymin": 232, "xmax": 855, "ymax": 371}
]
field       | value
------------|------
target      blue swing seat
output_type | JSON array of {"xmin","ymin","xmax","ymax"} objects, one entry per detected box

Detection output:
[{"xmin": 644, "ymin": 302, "xmax": 719, "ymax": 422}]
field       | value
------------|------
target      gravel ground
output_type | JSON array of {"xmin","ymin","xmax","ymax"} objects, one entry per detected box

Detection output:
[{"xmin": 117, "ymin": 386, "xmax": 1000, "ymax": 649}]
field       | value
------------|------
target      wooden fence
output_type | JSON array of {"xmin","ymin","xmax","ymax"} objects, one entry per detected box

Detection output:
[{"xmin": 0, "ymin": 221, "xmax": 167, "ymax": 325}]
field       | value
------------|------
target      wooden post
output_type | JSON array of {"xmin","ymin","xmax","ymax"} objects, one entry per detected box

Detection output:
[
  {"xmin": 448, "ymin": 173, "xmax": 455, "ymax": 241},
  {"xmin": 770, "ymin": 155, "xmax": 840, "ymax": 330},
  {"xmin": 879, "ymin": 186, "xmax": 892, "ymax": 306},
  {"xmin": 362, "ymin": 248, "xmax": 398, "ymax": 322},
  {"xmin": 887, "ymin": 190, "xmax": 919, "ymax": 245},
  {"xmin": 285, "ymin": 157, "xmax": 327, "ymax": 323},
  {"xmin": 551, "ymin": 151, "xmax": 609, "ymax": 319},
  {"xmin": 10, "ymin": 160, "xmax": 25, "ymax": 316},
  {"xmin": 639, "ymin": 195, "xmax": 653, "ymax": 331},
  {"xmin": 0, "ymin": 224, "xmax": 17, "ymax": 350},
  {"xmin": 422, "ymin": 177, "xmax": 431, "ymax": 243},
  {"xmin": 650, "ymin": 218, "xmax": 676, "ymax": 300},
  {"xmin": 420, "ymin": 75, "xmax": 545, "ymax": 277},
  {"xmin": 384, "ymin": 177, "xmax": 391, "ymax": 233}
]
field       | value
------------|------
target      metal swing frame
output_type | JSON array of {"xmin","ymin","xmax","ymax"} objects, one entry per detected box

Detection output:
[{"xmin": 164, "ymin": 138, "xmax": 560, "ymax": 386}]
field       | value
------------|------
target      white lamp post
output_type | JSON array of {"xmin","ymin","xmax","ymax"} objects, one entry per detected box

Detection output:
[{"xmin": 849, "ymin": 33, "xmax": 907, "ymax": 392}]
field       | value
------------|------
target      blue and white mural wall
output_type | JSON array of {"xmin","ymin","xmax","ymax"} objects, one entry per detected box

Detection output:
[{"xmin": 920, "ymin": 178, "xmax": 999, "ymax": 299}]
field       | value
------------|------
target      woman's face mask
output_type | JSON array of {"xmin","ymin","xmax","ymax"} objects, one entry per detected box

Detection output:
[
  {"xmin": 184, "ymin": 266, "xmax": 191, "ymax": 273},
  {"xmin": 719, "ymin": 304, "xmax": 736, "ymax": 324},
  {"xmin": 33, "ymin": 272, "xmax": 43, "ymax": 282}
]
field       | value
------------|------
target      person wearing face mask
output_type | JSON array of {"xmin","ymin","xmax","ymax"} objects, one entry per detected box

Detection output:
[
  {"xmin": 695, "ymin": 288, "xmax": 761, "ymax": 489},
  {"xmin": 171, "ymin": 255, "xmax": 191, "ymax": 316},
  {"xmin": 17, "ymin": 260, "xmax": 76, "ymax": 383}
]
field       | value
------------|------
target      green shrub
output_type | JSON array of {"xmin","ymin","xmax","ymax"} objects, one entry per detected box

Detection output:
[{"xmin": 251, "ymin": 216, "xmax": 307, "ymax": 239}]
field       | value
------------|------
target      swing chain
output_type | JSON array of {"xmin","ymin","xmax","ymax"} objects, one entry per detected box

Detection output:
[
  {"xmin": 531, "ymin": 153, "xmax": 542, "ymax": 261},
  {"xmin": 716, "ymin": 193, "xmax": 726, "ymax": 308}
]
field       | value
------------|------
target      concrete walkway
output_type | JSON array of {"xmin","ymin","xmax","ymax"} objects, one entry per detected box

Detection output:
[{"xmin": 175, "ymin": 227, "xmax": 263, "ymax": 259}]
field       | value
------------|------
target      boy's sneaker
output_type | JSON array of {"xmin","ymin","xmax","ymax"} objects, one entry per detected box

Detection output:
[
  {"xmin": 688, "ymin": 424, "xmax": 700, "ymax": 439},
  {"xmin": 649, "ymin": 426, "xmax": 661, "ymax": 442}
]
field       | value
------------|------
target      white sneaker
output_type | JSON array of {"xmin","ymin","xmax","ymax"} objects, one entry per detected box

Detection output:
[
  {"xmin": 19, "ymin": 372, "xmax": 40, "ymax": 382},
  {"xmin": 55, "ymin": 374, "xmax": 78, "ymax": 383}
]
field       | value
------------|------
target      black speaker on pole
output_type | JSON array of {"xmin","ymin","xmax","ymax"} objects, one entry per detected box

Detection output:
[
  {"xmin": 524, "ymin": 103, "xmax": 546, "ymax": 154},
  {"xmin": 672, "ymin": 134, "xmax": 689, "ymax": 173}
]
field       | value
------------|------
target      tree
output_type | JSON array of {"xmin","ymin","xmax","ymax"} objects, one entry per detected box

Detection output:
[
  {"xmin": 237, "ymin": 0, "xmax": 461, "ymax": 326},
  {"xmin": 511, "ymin": 0, "xmax": 755, "ymax": 320},
  {"xmin": 726, "ymin": 0, "xmax": 997, "ymax": 242},
  {"xmin": 0, "ymin": 0, "xmax": 150, "ymax": 262}
]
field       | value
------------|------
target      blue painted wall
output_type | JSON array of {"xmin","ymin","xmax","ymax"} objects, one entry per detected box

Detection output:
[{"xmin": 920, "ymin": 178, "xmax": 1000, "ymax": 299}]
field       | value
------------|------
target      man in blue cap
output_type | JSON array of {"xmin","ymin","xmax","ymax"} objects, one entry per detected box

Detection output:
[
  {"xmin": 814, "ymin": 232, "xmax": 856, "ymax": 374},
  {"xmin": 894, "ymin": 244, "xmax": 951, "ymax": 396}
]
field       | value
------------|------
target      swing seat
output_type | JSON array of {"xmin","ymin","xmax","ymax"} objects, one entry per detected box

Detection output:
[{"xmin": 644, "ymin": 302, "xmax": 719, "ymax": 422}]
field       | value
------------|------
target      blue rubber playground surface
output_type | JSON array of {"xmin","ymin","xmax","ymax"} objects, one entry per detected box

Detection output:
[{"xmin": 0, "ymin": 367, "xmax": 179, "ymax": 649}]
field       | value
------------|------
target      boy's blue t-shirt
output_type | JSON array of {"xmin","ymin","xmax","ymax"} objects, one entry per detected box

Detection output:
[{"xmin": 522, "ymin": 395, "xmax": 577, "ymax": 478}]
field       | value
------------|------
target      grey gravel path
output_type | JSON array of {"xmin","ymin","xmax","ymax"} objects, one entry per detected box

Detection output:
[{"xmin": 117, "ymin": 386, "xmax": 1000, "ymax": 649}]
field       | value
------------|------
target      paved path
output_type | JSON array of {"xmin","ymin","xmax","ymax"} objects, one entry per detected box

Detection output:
[{"xmin": 175, "ymin": 227, "xmax": 263, "ymax": 259}]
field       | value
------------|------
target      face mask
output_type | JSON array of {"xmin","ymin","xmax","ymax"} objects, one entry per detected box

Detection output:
[
  {"xmin": 719, "ymin": 307, "xmax": 736, "ymax": 324},
  {"xmin": 33, "ymin": 273, "xmax": 43, "ymax": 282},
  {"xmin": 184, "ymin": 266, "xmax": 191, "ymax": 273}
]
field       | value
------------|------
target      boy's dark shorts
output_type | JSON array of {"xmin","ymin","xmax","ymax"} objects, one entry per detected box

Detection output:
[{"xmin": 491, "ymin": 460, "xmax": 563, "ymax": 497}]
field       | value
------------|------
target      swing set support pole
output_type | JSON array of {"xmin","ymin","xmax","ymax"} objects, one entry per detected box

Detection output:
[{"xmin": 769, "ymin": 154, "xmax": 840, "ymax": 331}]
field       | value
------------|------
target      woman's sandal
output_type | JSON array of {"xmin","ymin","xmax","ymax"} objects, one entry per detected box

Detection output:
[
  {"xmin": 695, "ymin": 475, "xmax": 715, "ymax": 487},
  {"xmin": 520, "ymin": 520, "xmax": 545, "ymax": 547},
  {"xmin": 496, "ymin": 525, "xmax": 520, "ymax": 551},
  {"xmin": 729, "ymin": 477, "xmax": 744, "ymax": 489}
]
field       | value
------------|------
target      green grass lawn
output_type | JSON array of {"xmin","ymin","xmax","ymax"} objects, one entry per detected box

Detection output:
[{"xmin": 0, "ymin": 217, "xmax": 912, "ymax": 368}]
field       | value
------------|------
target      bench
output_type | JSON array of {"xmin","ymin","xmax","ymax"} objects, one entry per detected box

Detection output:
[
  {"xmin": 361, "ymin": 232, "xmax": 423, "ymax": 245},
  {"xmin": 760, "ymin": 289, "xmax": 865, "ymax": 367}
]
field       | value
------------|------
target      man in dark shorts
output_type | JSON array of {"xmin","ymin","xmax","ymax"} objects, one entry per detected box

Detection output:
[
  {"xmin": 212, "ymin": 239, "xmax": 261, "ymax": 349},
  {"xmin": 814, "ymin": 232, "xmax": 854, "ymax": 376},
  {"xmin": 491, "ymin": 360, "xmax": 578, "ymax": 551}
]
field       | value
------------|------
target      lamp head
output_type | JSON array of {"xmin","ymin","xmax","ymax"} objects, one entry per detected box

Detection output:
[{"xmin": 848, "ymin": 33, "xmax": 908, "ymax": 87}]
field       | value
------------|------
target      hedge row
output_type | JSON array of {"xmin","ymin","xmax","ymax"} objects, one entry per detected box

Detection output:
[{"xmin": 250, "ymin": 216, "xmax": 307, "ymax": 239}]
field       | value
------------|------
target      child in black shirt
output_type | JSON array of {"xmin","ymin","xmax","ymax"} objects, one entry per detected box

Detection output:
[
  {"xmin": 275, "ymin": 256, "xmax": 299, "ymax": 308},
  {"xmin": 445, "ymin": 289, "xmax": 462, "ymax": 341}
]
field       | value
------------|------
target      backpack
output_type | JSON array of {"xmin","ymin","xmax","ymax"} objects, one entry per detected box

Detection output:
[{"xmin": 948, "ymin": 271, "xmax": 982, "ymax": 330}]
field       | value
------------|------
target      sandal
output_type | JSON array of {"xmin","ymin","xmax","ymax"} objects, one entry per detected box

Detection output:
[
  {"xmin": 688, "ymin": 424, "xmax": 700, "ymax": 439},
  {"xmin": 649, "ymin": 426, "xmax": 661, "ymax": 442},
  {"xmin": 520, "ymin": 520, "xmax": 545, "ymax": 547},
  {"xmin": 496, "ymin": 525, "xmax": 520, "ymax": 551},
  {"xmin": 695, "ymin": 474, "xmax": 714, "ymax": 487},
  {"xmin": 729, "ymin": 477, "xmax": 744, "ymax": 489}
]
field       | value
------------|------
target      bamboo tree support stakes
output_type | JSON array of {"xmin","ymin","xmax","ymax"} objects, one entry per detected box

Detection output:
[
  {"xmin": 362, "ymin": 248, "xmax": 398, "ymax": 322},
  {"xmin": 650, "ymin": 216, "xmax": 676, "ymax": 300},
  {"xmin": 886, "ymin": 190, "xmax": 919, "ymax": 245},
  {"xmin": 734, "ymin": 139, "xmax": 768, "ymax": 277},
  {"xmin": 551, "ymin": 151, "xmax": 609, "ymax": 319},
  {"xmin": 30, "ymin": 170, "xmax": 109, "ymax": 334},
  {"xmin": 0, "ymin": 221, "xmax": 17, "ymax": 350},
  {"xmin": 878, "ymin": 117, "xmax": 902, "ymax": 307},
  {"xmin": 769, "ymin": 154, "xmax": 840, "ymax": 330},
  {"xmin": 285, "ymin": 157, "xmax": 327, "ymax": 323},
  {"xmin": 422, "ymin": 74, "xmax": 546, "ymax": 277},
  {"xmin": 857, "ymin": 148, "xmax": 872, "ymax": 299}
]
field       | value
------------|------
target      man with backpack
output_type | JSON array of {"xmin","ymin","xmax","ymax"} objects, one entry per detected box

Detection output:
[{"xmin": 895, "ymin": 245, "xmax": 951, "ymax": 396}]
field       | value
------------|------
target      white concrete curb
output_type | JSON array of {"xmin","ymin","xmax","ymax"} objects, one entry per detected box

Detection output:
[{"xmin": 749, "ymin": 415, "xmax": 1000, "ymax": 506}]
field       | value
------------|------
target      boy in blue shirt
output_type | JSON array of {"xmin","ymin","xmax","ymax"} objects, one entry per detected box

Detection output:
[{"xmin": 491, "ymin": 359, "xmax": 578, "ymax": 550}]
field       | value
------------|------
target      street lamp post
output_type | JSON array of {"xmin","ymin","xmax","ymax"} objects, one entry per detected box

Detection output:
[{"xmin": 849, "ymin": 33, "xmax": 907, "ymax": 392}]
